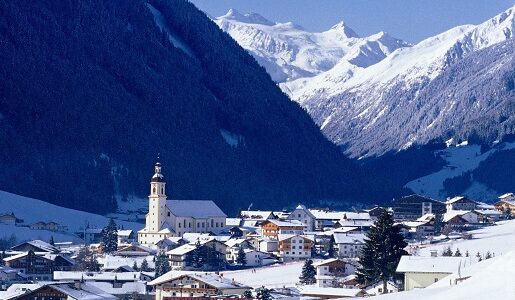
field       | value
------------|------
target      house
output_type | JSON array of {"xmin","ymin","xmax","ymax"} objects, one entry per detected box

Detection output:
[
  {"xmin": 445, "ymin": 196, "xmax": 478, "ymax": 211},
  {"xmin": 402, "ymin": 220, "xmax": 434, "ymax": 238},
  {"xmin": 365, "ymin": 281, "xmax": 399, "ymax": 295},
  {"xmin": 299, "ymin": 286, "xmax": 367, "ymax": 298},
  {"xmin": 392, "ymin": 194, "xmax": 446, "ymax": 220},
  {"xmin": 149, "ymin": 271, "xmax": 250, "ymax": 299},
  {"xmin": 278, "ymin": 234, "xmax": 314, "ymax": 261},
  {"xmin": 494, "ymin": 193, "xmax": 515, "ymax": 216},
  {"xmin": 167, "ymin": 238, "xmax": 227, "ymax": 270},
  {"xmin": 117, "ymin": 229, "xmax": 135, "ymax": 244},
  {"xmin": 309, "ymin": 209, "xmax": 370, "ymax": 231},
  {"xmin": 0, "ymin": 213, "xmax": 18, "ymax": 225},
  {"xmin": 443, "ymin": 210, "xmax": 479, "ymax": 225},
  {"xmin": 314, "ymin": 258, "xmax": 356, "ymax": 287},
  {"xmin": 361, "ymin": 206, "xmax": 384, "ymax": 219},
  {"xmin": 0, "ymin": 266, "xmax": 26, "ymax": 288},
  {"xmin": 396, "ymin": 255, "xmax": 468, "ymax": 291},
  {"xmin": 260, "ymin": 220, "xmax": 305, "ymax": 240},
  {"xmin": 287, "ymin": 204, "xmax": 316, "ymax": 231},
  {"xmin": 113, "ymin": 243, "xmax": 156, "ymax": 257},
  {"xmin": 474, "ymin": 209, "xmax": 502, "ymax": 223},
  {"xmin": 53, "ymin": 271, "xmax": 152, "ymax": 295},
  {"xmin": 3, "ymin": 250, "xmax": 75, "ymax": 281},
  {"xmin": 228, "ymin": 248, "xmax": 276, "ymax": 267},
  {"xmin": 332, "ymin": 233, "xmax": 365, "ymax": 258},
  {"xmin": 224, "ymin": 238, "xmax": 252, "ymax": 262},
  {"xmin": 10, "ymin": 240, "xmax": 59, "ymax": 253},
  {"xmin": 138, "ymin": 162, "xmax": 227, "ymax": 246},
  {"xmin": 0, "ymin": 282, "xmax": 117, "ymax": 300},
  {"xmin": 258, "ymin": 238, "xmax": 278, "ymax": 253},
  {"xmin": 156, "ymin": 237, "xmax": 186, "ymax": 252},
  {"xmin": 84, "ymin": 228, "xmax": 104, "ymax": 244},
  {"xmin": 240, "ymin": 210, "xmax": 277, "ymax": 226}
]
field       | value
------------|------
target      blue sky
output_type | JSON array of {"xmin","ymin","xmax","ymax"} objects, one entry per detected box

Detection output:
[{"xmin": 190, "ymin": 0, "xmax": 514, "ymax": 43}]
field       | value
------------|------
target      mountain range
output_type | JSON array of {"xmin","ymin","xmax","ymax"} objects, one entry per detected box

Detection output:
[{"xmin": 215, "ymin": 7, "xmax": 515, "ymax": 158}]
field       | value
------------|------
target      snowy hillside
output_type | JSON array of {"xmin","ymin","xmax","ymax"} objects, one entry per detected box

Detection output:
[
  {"xmin": 406, "ymin": 141, "xmax": 515, "ymax": 201},
  {"xmin": 214, "ymin": 9, "xmax": 408, "ymax": 83},
  {"xmin": 0, "ymin": 190, "xmax": 142, "ymax": 242}
]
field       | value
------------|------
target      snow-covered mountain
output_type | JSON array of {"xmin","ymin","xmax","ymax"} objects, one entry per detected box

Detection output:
[
  {"xmin": 216, "ymin": 7, "xmax": 515, "ymax": 158},
  {"xmin": 214, "ymin": 9, "xmax": 409, "ymax": 83}
]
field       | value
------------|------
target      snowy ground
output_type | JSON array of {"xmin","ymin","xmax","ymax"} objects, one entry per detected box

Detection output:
[
  {"xmin": 406, "ymin": 141, "xmax": 515, "ymax": 201},
  {"xmin": 417, "ymin": 220, "xmax": 515, "ymax": 259},
  {"xmin": 220, "ymin": 261, "xmax": 308, "ymax": 288},
  {"xmin": 0, "ymin": 190, "xmax": 143, "ymax": 242}
]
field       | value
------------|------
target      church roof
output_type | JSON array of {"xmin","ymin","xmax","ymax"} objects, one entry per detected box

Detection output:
[{"xmin": 167, "ymin": 200, "xmax": 226, "ymax": 218}]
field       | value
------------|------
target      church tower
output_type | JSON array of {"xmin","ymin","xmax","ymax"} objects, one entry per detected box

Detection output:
[{"xmin": 148, "ymin": 161, "xmax": 167, "ymax": 232}]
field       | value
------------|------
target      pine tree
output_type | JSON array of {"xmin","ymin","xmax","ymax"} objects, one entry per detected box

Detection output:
[
  {"xmin": 485, "ymin": 251, "xmax": 492, "ymax": 260},
  {"xmin": 132, "ymin": 261, "xmax": 139, "ymax": 271},
  {"xmin": 236, "ymin": 246, "xmax": 247, "ymax": 266},
  {"xmin": 433, "ymin": 214, "xmax": 443, "ymax": 235},
  {"xmin": 192, "ymin": 239, "xmax": 204, "ymax": 269},
  {"xmin": 100, "ymin": 218, "xmax": 118, "ymax": 253},
  {"xmin": 465, "ymin": 250, "xmax": 470, "ymax": 257},
  {"xmin": 356, "ymin": 209, "xmax": 408, "ymax": 294},
  {"xmin": 454, "ymin": 248, "xmax": 462, "ymax": 257},
  {"xmin": 49, "ymin": 236, "xmax": 55, "ymax": 246},
  {"xmin": 476, "ymin": 251, "xmax": 482, "ymax": 262},
  {"xmin": 442, "ymin": 246, "xmax": 453, "ymax": 256},
  {"xmin": 140, "ymin": 258, "xmax": 150, "ymax": 272},
  {"xmin": 75, "ymin": 246, "xmax": 99, "ymax": 271},
  {"xmin": 154, "ymin": 253, "xmax": 171, "ymax": 277},
  {"xmin": 256, "ymin": 286, "xmax": 272, "ymax": 300},
  {"xmin": 328, "ymin": 236, "xmax": 335, "ymax": 258},
  {"xmin": 311, "ymin": 244, "xmax": 317, "ymax": 258},
  {"xmin": 299, "ymin": 259, "xmax": 316, "ymax": 285}
]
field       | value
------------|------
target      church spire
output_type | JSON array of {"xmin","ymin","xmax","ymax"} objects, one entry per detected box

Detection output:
[{"xmin": 151, "ymin": 155, "xmax": 164, "ymax": 182}]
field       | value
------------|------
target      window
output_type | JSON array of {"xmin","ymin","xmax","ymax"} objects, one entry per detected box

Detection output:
[
  {"xmin": 168, "ymin": 212, "xmax": 170, "ymax": 216},
  {"xmin": 378, "ymin": 288, "xmax": 383, "ymax": 293},
  {"xmin": 178, "ymin": 223, "xmax": 181, "ymax": 228},
  {"xmin": 211, "ymin": 219, "xmax": 214, "ymax": 227}
]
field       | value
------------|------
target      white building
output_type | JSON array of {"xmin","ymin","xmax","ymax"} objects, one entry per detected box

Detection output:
[
  {"xmin": 333, "ymin": 233, "xmax": 365, "ymax": 258},
  {"xmin": 314, "ymin": 258, "xmax": 356, "ymax": 288},
  {"xmin": 278, "ymin": 234, "xmax": 314, "ymax": 262},
  {"xmin": 138, "ymin": 162, "xmax": 227, "ymax": 246},
  {"xmin": 287, "ymin": 204, "xmax": 316, "ymax": 231}
]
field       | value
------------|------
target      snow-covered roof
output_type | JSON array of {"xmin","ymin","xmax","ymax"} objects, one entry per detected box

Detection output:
[
  {"xmin": 333, "ymin": 233, "xmax": 366, "ymax": 244},
  {"xmin": 226, "ymin": 218, "xmax": 242, "ymax": 226},
  {"xmin": 446, "ymin": 196, "xmax": 477, "ymax": 205},
  {"xmin": 277, "ymin": 234, "xmax": 314, "ymax": 242},
  {"xmin": 240, "ymin": 210, "xmax": 275, "ymax": 220},
  {"xmin": 313, "ymin": 258, "xmax": 345, "ymax": 267},
  {"xmin": 166, "ymin": 244, "xmax": 196, "ymax": 256},
  {"xmin": 443, "ymin": 210, "xmax": 476, "ymax": 222},
  {"xmin": 262, "ymin": 219, "xmax": 304, "ymax": 227},
  {"xmin": 117, "ymin": 230, "xmax": 133, "ymax": 237},
  {"xmin": 182, "ymin": 232, "xmax": 212, "ymax": 242},
  {"xmin": 474, "ymin": 209, "xmax": 502, "ymax": 216},
  {"xmin": 396, "ymin": 256, "xmax": 467, "ymax": 273},
  {"xmin": 498, "ymin": 192, "xmax": 514, "ymax": 200},
  {"xmin": 167, "ymin": 200, "xmax": 226, "ymax": 218},
  {"xmin": 54, "ymin": 271, "xmax": 145, "ymax": 282},
  {"xmin": 149, "ymin": 271, "xmax": 249, "ymax": 289},
  {"xmin": 417, "ymin": 213, "xmax": 435, "ymax": 222},
  {"xmin": 299, "ymin": 286, "xmax": 364, "ymax": 297},
  {"xmin": 224, "ymin": 238, "xmax": 248, "ymax": 248},
  {"xmin": 1, "ymin": 282, "xmax": 117, "ymax": 300},
  {"xmin": 12, "ymin": 239, "xmax": 59, "ymax": 253}
]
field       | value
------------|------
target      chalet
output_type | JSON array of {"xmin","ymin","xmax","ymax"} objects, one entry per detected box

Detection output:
[
  {"xmin": 224, "ymin": 238, "xmax": 252, "ymax": 262},
  {"xmin": 54, "ymin": 271, "xmax": 153, "ymax": 295},
  {"xmin": 443, "ymin": 210, "xmax": 479, "ymax": 225},
  {"xmin": 365, "ymin": 281, "xmax": 399, "ymax": 295},
  {"xmin": 84, "ymin": 228, "xmax": 104, "ymax": 244},
  {"xmin": 396, "ymin": 255, "xmax": 467, "ymax": 290},
  {"xmin": 149, "ymin": 272, "xmax": 250, "ymax": 299},
  {"xmin": 117, "ymin": 229, "xmax": 135, "ymax": 244},
  {"xmin": 156, "ymin": 237, "xmax": 186, "ymax": 252},
  {"xmin": 494, "ymin": 193, "xmax": 515, "ymax": 216},
  {"xmin": 11, "ymin": 240, "xmax": 59, "ymax": 253},
  {"xmin": 314, "ymin": 258, "xmax": 356, "ymax": 287},
  {"xmin": 278, "ymin": 234, "xmax": 314, "ymax": 261},
  {"xmin": 228, "ymin": 248, "xmax": 276, "ymax": 267},
  {"xmin": 332, "ymin": 233, "xmax": 365, "ymax": 258},
  {"xmin": 240, "ymin": 210, "xmax": 277, "ymax": 226},
  {"xmin": 445, "ymin": 196, "xmax": 478, "ymax": 211},
  {"xmin": 286, "ymin": 204, "xmax": 316, "ymax": 231},
  {"xmin": 3, "ymin": 250, "xmax": 75, "ymax": 281},
  {"xmin": 260, "ymin": 219, "xmax": 305, "ymax": 239},
  {"xmin": 309, "ymin": 209, "xmax": 371, "ymax": 230},
  {"xmin": 0, "ymin": 282, "xmax": 117, "ymax": 300},
  {"xmin": 392, "ymin": 194, "xmax": 445, "ymax": 220},
  {"xmin": 474, "ymin": 209, "xmax": 502, "ymax": 223},
  {"xmin": 167, "ymin": 238, "xmax": 227, "ymax": 270},
  {"xmin": 113, "ymin": 243, "xmax": 156, "ymax": 257},
  {"xmin": 402, "ymin": 220, "xmax": 434, "ymax": 238},
  {"xmin": 0, "ymin": 213, "xmax": 18, "ymax": 225}
]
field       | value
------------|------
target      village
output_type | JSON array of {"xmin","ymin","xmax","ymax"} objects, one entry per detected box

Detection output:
[{"xmin": 0, "ymin": 162, "xmax": 514, "ymax": 300}]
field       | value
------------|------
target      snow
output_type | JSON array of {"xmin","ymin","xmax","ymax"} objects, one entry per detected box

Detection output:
[
  {"xmin": 396, "ymin": 255, "xmax": 468, "ymax": 273},
  {"xmin": 0, "ymin": 190, "xmax": 142, "ymax": 242},
  {"xmin": 166, "ymin": 200, "xmax": 226, "ymax": 218},
  {"xmin": 406, "ymin": 141, "xmax": 515, "ymax": 200},
  {"xmin": 146, "ymin": 3, "xmax": 195, "ymax": 58},
  {"xmin": 221, "ymin": 261, "xmax": 306, "ymax": 288}
]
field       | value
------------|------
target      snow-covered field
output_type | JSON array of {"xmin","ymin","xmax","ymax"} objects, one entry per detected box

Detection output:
[
  {"xmin": 406, "ymin": 141, "xmax": 515, "ymax": 200},
  {"xmin": 0, "ymin": 190, "xmax": 143, "ymax": 242},
  {"xmin": 221, "ymin": 261, "xmax": 307, "ymax": 288},
  {"xmin": 417, "ymin": 220, "xmax": 515, "ymax": 258}
]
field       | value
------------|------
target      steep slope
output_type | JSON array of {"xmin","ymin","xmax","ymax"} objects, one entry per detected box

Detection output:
[
  {"xmin": 214, "ymin": 9, "xmax": 408, "ymax": 83},
  {"xmin": 292, "ymin": 7, "xmax": 515, "ymax": 157},
  {"xmin": 0, "ymin": 0, "xmax": 359, "ymax": 215}
]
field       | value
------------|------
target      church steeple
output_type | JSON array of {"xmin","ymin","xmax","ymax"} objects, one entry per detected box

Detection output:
[{"xmin": 150, "ymin": 158, "xmax": 166, "ymax": 196}]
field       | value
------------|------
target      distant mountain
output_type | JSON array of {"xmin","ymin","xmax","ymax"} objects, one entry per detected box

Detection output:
[
  {"xmin": 0, "ymin": 0, "xmax": 361, "ymax": 215},
  {"xmin": 214, "ymin": 9, "xmax": 409, "ymax": 83},
  {"xmin": 217, "ymin": 7, "xmax": 515, "ymax": 158}
]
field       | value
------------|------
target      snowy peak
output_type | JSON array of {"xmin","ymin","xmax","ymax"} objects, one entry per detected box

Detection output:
[
  {"xmin": 220, "ymin": 8, "xmax": 275, "ymax": 26},
  {"xmin": 328, "ymin": 21, "xmax": 359, "ymax": 38}
]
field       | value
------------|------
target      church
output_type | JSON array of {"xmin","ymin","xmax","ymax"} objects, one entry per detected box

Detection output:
[{"xmin": 138, "ymin": 161, "xmax": 227, "ymax": 246}]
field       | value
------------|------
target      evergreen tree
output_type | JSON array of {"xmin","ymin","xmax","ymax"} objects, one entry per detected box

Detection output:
[
  {"xmin": 485, "ymin": 251, "xmax": 492, "ymax": 260},
  {"xmin": 236, "ymin": 245, "xmax": 247, "ymax": 266},
  {"xmin": 140, "ymin": 258, "xmax": 150, "ymax": 272},
  {"xmin": 75, "ymin": 246, "xmax": 99, "ymax": 271},
  {"xmin": 299, "ymin": 259, "xmax": 316, "ymax": 285},
  {"xmin": 192, "ymin": 239, "xmax": 204, "ymax": 269},
  {"xmin": 154, "ymin": 253, "xmax": 171, "ymax": 277},
  {"xmin": 311, "ymin": 244, "xmax": 317, "ymax": 258},
  {"xmin": 328, "ymin": 236, "xmax": 335, "ymax": 258},
  {"xmin": 504, "ymin": 207, "xmax": 512, "ymax": 220},
  {"xmin": 256, "ymin": 286, "xmax": 272, "ymax": 300},
  {"xmin": 442, "ymin": 247, "xmax": 453, "ymax": 256},
  {"xmin": 454, "ymin": 248, "xmax": 462, "ymax": 257},
  {"xmin": 433, "ymin": 214, "xmax": 443, "ymax": 235},
  {"xmin": 465, "ymin": 250, "xmax": 470, "ymax": 257},
  {"xmin": 100, "ymin": 219, "xmax": 118, "ymax": 253},
  {"xmin": 356, "ymin": 209, "xmax": 408, "ymax": 294},
  {"xmin": 243, "ymin": 290, "xmax": 253, "ymax": 299},
  {"xmin": 49, "ymin": 236, "xmax": 55, "ymax": 246},
  {"xmin": 132, "ymin": 261, "xmax": 139, "ymax": 271},
  {"xmin": 476, "ymin": 252, "xmax": 482, "ymax": 262}
]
